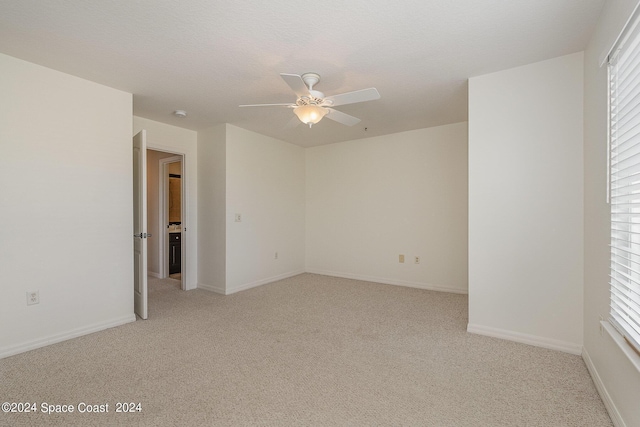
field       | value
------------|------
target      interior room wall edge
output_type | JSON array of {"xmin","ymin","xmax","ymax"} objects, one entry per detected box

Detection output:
[
  {"xmin": 467, "ymin": 323, "xmax": 583, "ymax": 355},
  {"xmin": 305, "ymin": 268, "xmax": 468, "ymax": 295},
  {"xmin": 0, "ymin": 315, "xmax": 136, "ymax": 360}
]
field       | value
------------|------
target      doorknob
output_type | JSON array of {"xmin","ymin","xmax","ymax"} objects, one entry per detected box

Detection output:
[{"xmin": 133, "ymin": 233, "xmax": 143, "ymax": 238}]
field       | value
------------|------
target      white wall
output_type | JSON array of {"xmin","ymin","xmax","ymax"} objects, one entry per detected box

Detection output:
[
  {"xmin": 197, "ymin": 124, "xmax": 305, "ymax": 294},
  {"xmin": 306, "ymin": 123, "xmax": 468, "ymax": 293},
  {"xmin": 225, "ymin": 125, "xmax": 306, "ymax": 293},
  {"xmin": 0, "ymin": 53, "xmax": 133, "ymax": 358},
  {"xmin": 468, "ymin": 53, "xmax": 584, "ymax": 354},
  {"xmin": 197, "ymin": 124, "xmax": 227, "ymax": 293},
  {"xmin": 133, "ymin": 116, "xmax": 198, "ymax": 289},
  {"xmin": 583, "ymin": 1, "xmax": 640, "ymax": 425},
  {"xmin": 146, "ymin": 149, "xmax": 177, "ymax": 277}
]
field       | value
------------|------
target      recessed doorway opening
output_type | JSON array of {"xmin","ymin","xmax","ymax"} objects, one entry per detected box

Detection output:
[{"xmin": 147, "ymin": 149, "xmax": 186, "ymax": 290}]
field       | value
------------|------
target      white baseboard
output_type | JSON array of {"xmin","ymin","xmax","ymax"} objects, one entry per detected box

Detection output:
[
  {"xmin": 148, "ymin": 271, "xmax": 161, "ymax": 279},
  {"xmin": 198, "ymin": 270, "xmax": 305, "ymax": 295},
  {"xmin": 582, "ymin": 347, "xmax": 626, "ymax": 427},
  {"xmin": 305, "ymin": 268, "xmax": 468, "ymax": 295},
  {"xmin": 466, "ymin": 323, "xmax": 583, "ymax": 355},
  {"xmin": 198, "ymin": 282, "xmax": 226, "ymax": 295},
  {"xmin": 226, "ymin": 270, "xmax": 305, "ymax": 295},
  {"xmin": 0, "ymin": 314, "xmax": 136, "ymax": 359}
]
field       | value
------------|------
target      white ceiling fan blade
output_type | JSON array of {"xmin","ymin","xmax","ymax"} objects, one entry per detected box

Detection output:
[
  {"xmin": 325, "ymin": 88, "xmax": 380, "ymax": 107},
  {"xmin": 239, "ymin": 103, "xmax": 294, "ymax": 107},
  {"xmin": 325, "ymin": 108, "xmax": 361, "ymax": 126},
  {"xmin": 280, "ymin": 73, "xmax": 308, "ymax": 97}
]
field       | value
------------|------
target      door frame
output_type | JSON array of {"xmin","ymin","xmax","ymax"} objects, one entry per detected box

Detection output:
[
  {"xmin": 144, "ymin": 139, "xmax": 194, "ymax": 291},
  {"xmin": 158, "ymin": 155, "xmax": 184, "ymax": 288}
]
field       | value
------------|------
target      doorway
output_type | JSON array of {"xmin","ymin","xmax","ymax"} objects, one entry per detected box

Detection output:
[
  {"xmin": 165, "ymin": 158, "xmax": 183, "ymax": 281},
  {"xmin": 147, "ymin": 149, "xmax": 186, "ymax": 290}
]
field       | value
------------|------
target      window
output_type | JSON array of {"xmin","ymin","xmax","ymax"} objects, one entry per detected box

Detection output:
[{"xmin": 609, "ymin": 12, "xmax": 640, "ymax": 355}]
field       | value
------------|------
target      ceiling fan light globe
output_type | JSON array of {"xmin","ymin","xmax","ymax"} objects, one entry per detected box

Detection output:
[{"xmin": 294, "ymin": 105, "xmax": 327, "ymax": 125}]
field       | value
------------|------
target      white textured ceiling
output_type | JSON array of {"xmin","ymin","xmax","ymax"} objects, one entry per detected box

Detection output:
[{"xmin": 0, "ymin": 0, "xmax": 604, "ymax": 147}]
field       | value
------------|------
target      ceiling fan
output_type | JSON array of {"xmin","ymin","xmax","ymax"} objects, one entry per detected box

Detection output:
[{"xmin": 240, "ymin": 73, "xmax": 381, "ymax": 128}]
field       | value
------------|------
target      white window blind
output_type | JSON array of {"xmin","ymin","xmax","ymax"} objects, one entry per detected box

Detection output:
[{"xmin": 609, "ymin": 12, "xmax": 640, "ymax": 355}]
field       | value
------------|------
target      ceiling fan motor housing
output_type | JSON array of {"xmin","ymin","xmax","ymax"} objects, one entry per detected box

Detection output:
[{"xmin": 296, "ymin": 96, "xmax": 325, "ymax": 107}]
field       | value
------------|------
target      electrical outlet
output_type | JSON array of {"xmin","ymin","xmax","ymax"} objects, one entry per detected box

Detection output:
[
  {"xmin": 234, "ymin": 213, "xmax": 242, "ymax": 222},
  {"xmin": 415, "ymin": 256, "xmax": 420, "ymax": 264},
  {"xmin": 275, "ymin": 252, "xmax": 278, "ymax": 260},
  {"xmin": 27, "ymin": 290, "xmax": 39, "ymax": 306},
  {"xmin": 399, "ymin": 254, "xmax": 405, "ymax": 263}
]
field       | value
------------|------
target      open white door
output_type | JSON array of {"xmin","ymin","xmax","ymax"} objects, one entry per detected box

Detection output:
[{"xmin": 133, "ymin": 130, "xmax": 148, "ymax": 319}]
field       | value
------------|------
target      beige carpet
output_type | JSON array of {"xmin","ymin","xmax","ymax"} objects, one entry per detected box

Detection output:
[{"xmin": 1, "ymin": 274, "xmax": 612, "ymax": 426}]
